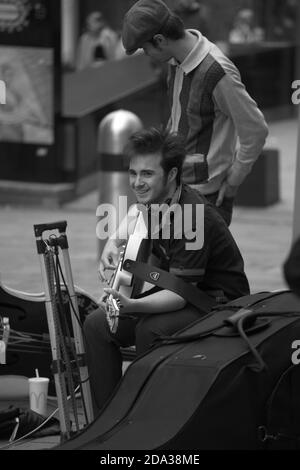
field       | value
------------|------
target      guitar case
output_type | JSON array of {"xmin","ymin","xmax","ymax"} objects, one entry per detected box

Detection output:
[{"xmin": 56, "ymin": 290, "xmax": 300, "ymax": 450}]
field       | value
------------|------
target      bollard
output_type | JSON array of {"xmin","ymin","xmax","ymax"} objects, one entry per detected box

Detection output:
[{"xmin": 97, "ymin": 110, "xmax": 143, "ymax": 256}]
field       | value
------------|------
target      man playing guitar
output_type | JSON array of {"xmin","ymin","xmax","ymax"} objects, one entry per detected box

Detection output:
[{"xmin": 85, "ymin": 128, "xmax": 250, "ymax": 415}]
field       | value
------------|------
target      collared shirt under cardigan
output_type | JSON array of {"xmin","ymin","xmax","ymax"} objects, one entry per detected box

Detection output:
[{"xmin": 167, "ymin": 29, "xmax": 269, "ymax": 195}]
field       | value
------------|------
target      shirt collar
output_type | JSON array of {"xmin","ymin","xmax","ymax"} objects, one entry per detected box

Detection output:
[
  {"xmin": 143, "ymin": 184, "xmax": 182, "ymax": 212},
  {"xmin": 169, "ymin": 29, "xmax": 211, "ymax": 75},
  {"xmin": 149, "ymin": 185, "xmax": 183, "ymax": 238},
  {"xmin": 164, "ymin": 184, "xmax": 182, "ymax": 206}
]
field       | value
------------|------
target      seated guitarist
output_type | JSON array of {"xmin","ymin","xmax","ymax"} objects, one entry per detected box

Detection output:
[{"xmin": 85, "ymin": 127, "xmax": 250, "ymax": 415}]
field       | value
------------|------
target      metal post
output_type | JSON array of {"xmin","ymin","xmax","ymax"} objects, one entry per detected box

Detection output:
[
  {"xmin": 97, "ymin": 110, "xmax": 143, "ymax": 256},
  {"xmin": 61, "ymin": 0, "xmax": 79, "ymax": 69}
]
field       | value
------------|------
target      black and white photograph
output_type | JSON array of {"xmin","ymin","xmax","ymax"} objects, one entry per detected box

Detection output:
[{"xmin": 0, "ymin": 0, "xmax": 300, "ymax": 457}]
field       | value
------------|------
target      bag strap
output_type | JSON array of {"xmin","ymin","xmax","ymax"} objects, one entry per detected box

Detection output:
[
  {"xmin": 259, "ymin": 364, "xmax": 300, "ymax": 449},
  {"xmin": 123, "ymin": 259, "xmax": 217, "ymax": 314}
]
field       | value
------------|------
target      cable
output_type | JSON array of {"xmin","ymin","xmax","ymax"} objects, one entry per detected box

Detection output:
[
  {"xmin": 53, "ymin": 249, "xmax": 80, "ymax": 431},
  {"xmin": 235, "ymin": 311, "xmax": 300, "ymax": 372},
  {"xmin": 156, "ymin": 310, "xmax": 300, "ymax": 361},
  {"xmin": 56, "ymin": 257, "xmax": 83, "ymax": 330},
  {"xmin": 237, "ymin": 316, "xmax": 267, "ymax": 371},
  {"xmin": 55, "ymin": 254, "xmax": 90, "ymax": 423},
  {"xmin": 45, "ymin": 249, "xmax": 71, "ymax": 437},
  {"xmin": 154, "ymin": 294, "xmax": 290, "ymax": 345},
  {"xmin": 0, "ymin": 386, "xmax": 81, "ymax": 450},
  {"xmin": 46, "ymin": 238, "xmax": 91, "ymax": 426},
  {"xmin": 155, "ymin": 323, "xmax": 225, "ymax": 345}
]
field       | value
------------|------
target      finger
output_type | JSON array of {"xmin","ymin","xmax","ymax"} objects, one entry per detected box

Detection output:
[
  {"xmin": 98, "ymin": 269, "xmax": 106, "ymax": 283},
  {"xmin": 106, "ymin": 289, "xmax": 124, "ymax": 305},
  {"xmin": 225, "ymin": 184, "xmax": 238, "ymax": 198},
  {"xmin": 104, "ymin": 287, "xmax": 118, "ymax": 297},
  {"xmin": 99, "ymin": 292, "xmax": 108, "ymax": 301},
  {"xmin": 98, "ymin": 261, "xmax": 116, "ymax": 283},
  {"xmin": 107, "ymin": 258, "xmax": 117, "ymax": 269},
  {"xmin": 98, "ymin": 299, "xmax": 107, "ymax": 309},
  {"xmin": 101, "ymin": 256, "xmax": 117, "ymax": 270},
  {"xmin": 216, "ymin": 185, "xmax": 226, "ymax": 207},
  {"xmin": 106, "ymin": 264, "xmax": 117, "ymax": 271},
  {"xmin": 98, "ymin": 261, "xmax": 107, "ymax": 282}
]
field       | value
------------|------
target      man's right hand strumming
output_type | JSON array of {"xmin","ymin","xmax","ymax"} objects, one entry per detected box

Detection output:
[{"xmin": 98, "ymin": 239, "xmax": 120, "ymax": 283}]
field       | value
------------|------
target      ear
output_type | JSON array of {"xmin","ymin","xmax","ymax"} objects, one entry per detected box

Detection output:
[
  {"xmin": 168, "ymin": 167, "xmax": 178, "ymax": 184},
  {"xmin": 152, "ymin": 34, "xmax": 168, "ymax": 49}
]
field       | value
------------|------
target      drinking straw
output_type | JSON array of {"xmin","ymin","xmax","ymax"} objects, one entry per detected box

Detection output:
[{"xmin": 35, "ymin": 369, "xmax": 39, "ymax": 378}]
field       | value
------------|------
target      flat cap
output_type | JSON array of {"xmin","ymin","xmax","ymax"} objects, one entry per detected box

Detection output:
[{"xmin": 122, "ymin": 0, "xmax": 172, "ymax": 55}]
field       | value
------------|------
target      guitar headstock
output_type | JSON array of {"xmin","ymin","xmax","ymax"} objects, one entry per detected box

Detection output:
[
  {"xmin": 106, "ymin": 246, "xmax": 126, "ymax": 289},
  {"xmin": 0, "ymin": 316, "xmax": 10, "ymax": 365},
  {"xmin": 105, "ymin": 294, "xmax": 120, "ymax": 334}
]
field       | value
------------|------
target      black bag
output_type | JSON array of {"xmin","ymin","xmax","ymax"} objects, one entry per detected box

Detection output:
[
  {"xmin": 261, "ymin": 364, "xmax": 300, "ymax": 449},
  {"xmin": 0, "ymin": 406, "xmax": 60, "ymax": 441},
  {"xmin": 56, "ymin": 290, "xmax": 300, "ymax": 450}
]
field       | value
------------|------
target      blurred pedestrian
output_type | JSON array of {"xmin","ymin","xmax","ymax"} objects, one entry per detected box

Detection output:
[
  {"xmin": 229, "ymin": 9, "xmax": 264, "ymax": 44},
  {"xmin": 169, "ymin": 0, "xmax": 210, "ymax": 36},
  {"xmin": 76, "ymin": 11, "xmax": 119, "ymax": 71}
]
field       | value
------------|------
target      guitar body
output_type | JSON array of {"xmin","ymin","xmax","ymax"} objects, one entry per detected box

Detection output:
[{"xmin": 0, "ymin": 278, "xmax": 98, "ymax": 394}]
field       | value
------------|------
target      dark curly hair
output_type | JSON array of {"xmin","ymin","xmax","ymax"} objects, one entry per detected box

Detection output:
[{"xmin": 125, "ymin": 127, "xmax": 186, "ymax": 185}]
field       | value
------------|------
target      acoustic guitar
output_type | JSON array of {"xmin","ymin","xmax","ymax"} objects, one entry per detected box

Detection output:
[{"xmin": 105, "ymin": 207, "xmax": 153, "ymax": 334}]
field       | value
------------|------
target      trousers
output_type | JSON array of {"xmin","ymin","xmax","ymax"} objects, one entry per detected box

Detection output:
[
  {"xmin": 201, "ymin": 193, "xmax": 234, "ymax": 227},
  {"xmin": 83, "ymin": 304, "xmax": 204, "ymax": 415},
  {"xmin": 189, "ymin": 184, "xmax": 234, "ymax": 226}
]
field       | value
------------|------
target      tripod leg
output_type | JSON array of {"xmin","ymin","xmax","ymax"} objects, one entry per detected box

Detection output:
[
  {"xmin": 37, "ymin": 248, "xmax": 71, "ymax": 441},
  {"xmin": 60, "ymin": 246, "xmax": 94, "ymax": 424},
  {"xmin": 34, "ymin": 221, "xmax": 94, "ymax": 433}
]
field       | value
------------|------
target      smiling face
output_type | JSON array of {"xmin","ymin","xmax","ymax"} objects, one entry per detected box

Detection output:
[{"xmin": 129, "ymin": 152, "xmax": 172, "ymax": 205}]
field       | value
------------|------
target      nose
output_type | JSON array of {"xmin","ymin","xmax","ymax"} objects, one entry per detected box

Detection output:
[{"xmin": 133, "ymin": 175, "xmax": 145, "ymax": 189}]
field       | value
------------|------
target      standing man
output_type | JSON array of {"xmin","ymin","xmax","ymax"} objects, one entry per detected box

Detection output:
[
  {"xmin": 87, "ymin": 128, "xmax": 250, "ymax": 414},
  {"xmin": 122, "ymin": 0, "xmax": 269, "ymax": 225}
]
